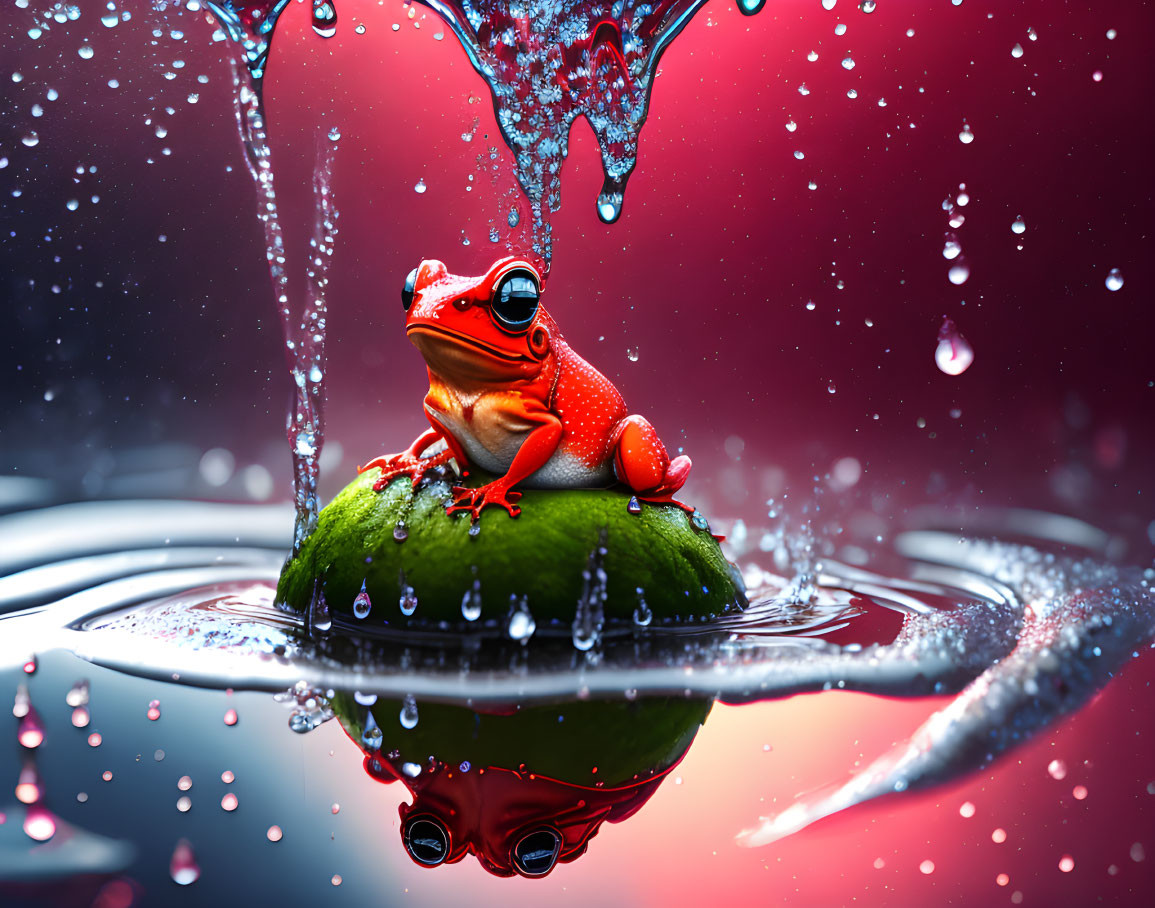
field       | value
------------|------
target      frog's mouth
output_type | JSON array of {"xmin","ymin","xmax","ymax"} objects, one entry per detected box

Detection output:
[{"xmin": 408, "ymin": 324, "xmax": 540, "ymax": 382}]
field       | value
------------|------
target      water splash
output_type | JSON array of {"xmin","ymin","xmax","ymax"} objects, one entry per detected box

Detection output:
[
  {"xmin": 417, "ymin": 0, "xmax": 764, "ymax": 263},
  {"xmin": 207, "ymin": 3, "xmax": 340, "ymax": 551}
]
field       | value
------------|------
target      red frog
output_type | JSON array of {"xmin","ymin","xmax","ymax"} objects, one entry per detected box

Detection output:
[{"xmin": 358, "ymin": 256, "xmax": 692, "ymax": 519}]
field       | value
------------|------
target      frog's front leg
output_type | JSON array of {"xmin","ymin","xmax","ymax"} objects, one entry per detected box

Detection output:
[
  {"xmin": 447, "ymin": 400, "xmax": 563, "ymax": 520},
  {"xmin": 357, "ymin": 427, "xmax": 459, "ymax": 492},
  {"xmin": 611, "ymin": 415, "xmax": 695, "ymax": 514}
]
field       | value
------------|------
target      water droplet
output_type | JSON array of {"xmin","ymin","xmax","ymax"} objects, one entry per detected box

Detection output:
[
  {"xmin": 935, "ymin": 319, "xmax": 975, "ymax": 375},
  {"xmin": 72, "ymin": 707, "xmax": 90, "ymax": 728},
  {"xmin": 827, "ymin": 381, "xmax": 837, "ymax": 394},
  {"xmin": 1011, "ymin": 216, "xmax": 1026, "ymax": 235},
  {"xmin": 223, "ymin": 708, "xmax": 238, "ymax": 726},
  {"xmin": 794, "ymin": 150, "xmax": 805, "ymax": 160},
  {"xmin": 461, "ymin": 579, "xmax": 482, "ymax": 621},
  {"xmin": 353, "ymin": 580, "xmax": 372, "ymax": 619},
  {"xmin": 267, "ymin": 825, "xmax": 283, "ymax": 842},
  {"xmin": 331, "ymin": 875, "xmax": 343, "ymax": 887},
  {"xmin": 1092, "ymin": 70, "xmax": 1103, "ymax": 83},
  {"xmin": 399, "ymin": 582, "xmax": 418, "ymax": 617},
  {"xmin": 15, "ymin": 765, "xmax": 42, "ymax": 804},
  {"xmin": 147, "ymin": 699, "xmax": 161, "ymax": 721},
  {"xmin": 102, "ymin": 771, "xmax": 113, "ymax": 782},
  {"xmin": 1011, "ymin": 42, "xmax": 1024, "ymax": 58},
  {"xmin": 1058, "ymin": 854, "xmax": 1075, "ymax": 873},
  {"xmin": 841, "ymin": 56, "xmax": 855, "ymax": 71},
  {"xmin": 78, "ymin": 45, "xmax": 94, "ymax": 60},
  {"xmin": 1027, "ymin": 27, "xmax": 1038, "ymax": 42},
  {"xmin": 399, "ymin": 695, "xmax": 419, "ymax": 729},
  {"xmin": 311, "ymin": 1, "xmax": 338, "ymax": 38},
  {"xmin": 596, "ymin": 191, "xmax": 623, "ymax": 224},
  {"xmin": 991, "ymin": 827, "xmax": 1007, "ymax": 843},
  {"xmin": 414, "ymin": 179, "xmax": 426, "ymax": 194},
  {"xmin": 22, "ymin": 133, "xmax": 39, "ymax": 148},
  {"xmin": 23, "ymin": 805, "xmax": 56, "ymax": 842},
  {"xmin": 807, "ymin": 51, "xmax": 819, "ymax": 63},
  {"xmin": 176, "ymin": 796, "xmax": 192, "ymax": 812},
  {"xmin": 87, "ymin": 732, "xmax": 102, "ymax": 747},
  {"xmin": 942, "ymin": 236, "xmax": 962, "ymax": 260},
  {"xmin": 467, "ymin": 521, "xmax": 481, "ymax": 538},
  {"xmin": 958, "ymin": 122, "xmax": 974, "ymax": 144},
  {"xmin": 859, "ymin": 1, "xmax": 876, "ymax": 12},
  {"xmin": 633, "ymin": 588, "xmax": 653, "ymax": 627},
  {"xmin": 361, "ymin": 712, "xmax": 383, "ymax": 750},
  {"xmin": 65, "ymin": 681, "xmax": 89, "ymax": 708},
  {"xmin": 393, "ymin": 522, "xmax": 408, "ymax": 543},
  {"xmin": 328, "ymin": 126, "xmax": 341, "ymax": 142},
  {"xmin": 18, "ymin": 710, "xmax": 44, "ymax": 748},
  {"xmin": 626, "ymin": 346, "xmax": 639, "ymax": 362},
  {"xmin": 786, "ymin": 120, "xmax": 797, "ymax": 133},
  {"xmin": 508, "ymin": 207, "xmax": 520, "ymax": 228},
  {"xmin": 919, "ymin": 859, "xmax": 935, "ymax": 875},
  {"xmin": 627, "ymin": 496, "xmax": 642, "ymax": 515},
  {"xmin": 221, "ymin": 792, "xmax": 238, "ymax": 811},
  {"xmin": 355, "ymin": 24, "xmax": 366, "ymax": 35},
  {"xmin": 330, "ymin": 802, "xmax": 340, "ymax": 815},
  {"xmin": 178, "ymin": 776, "xmax": 192, "ymax": 792},
  {"xmin": 691, "ymin": 510, "xmax": 711, "ymax": 531},
  {"xmin": 1106, "ymin": 28, "xmax": 1117, "ymax": 40},
  {"xmin": 506, "ymin": 595, "xmax": 536, "ymax": 643},
  {"xmin": 1072, "ymin": 784, "xmax": 1088, "ymax": 800},
  {"xmin": 1047, "ymin": 758, "xmax": 1068, "ymax": 780},
  {"xmin": 170, "ymin": 840, "xmax": 200, "ymax": 885},
  {"xmin": 822, "ymin": 0, "xmax": 837, "ymax": 10},
  {"xmin": 1105, "ymin": 268, "xmax": 1124, "ymax": 291},
  {"xmin": 959, "ymin": 801, "xmax": 976, "ymax": 818},
  {"xmin": 947, "ymin": 261, "xmax": 970, "ymax": 285}
]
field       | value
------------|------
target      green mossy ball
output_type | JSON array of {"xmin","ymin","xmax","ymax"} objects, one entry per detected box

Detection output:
[{"xmin": 276, "ymin": 468, "xmax": 745, "ymax": 630}]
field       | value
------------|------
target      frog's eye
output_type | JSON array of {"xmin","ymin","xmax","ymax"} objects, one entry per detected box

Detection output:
[
  {"xmin": 401, "ymin": 267, "xmax": 419, "ymax": 312},
  {"xmin": 491, "ymin": 270, "xmax": 540, "ymax": 332},
  {"xmin": 403, "ymin": 816, "xmax": 450, "ymax": 867},
  {"xmin": 511, "ymin": 827, "xmax": 562, "ymax": 877}
]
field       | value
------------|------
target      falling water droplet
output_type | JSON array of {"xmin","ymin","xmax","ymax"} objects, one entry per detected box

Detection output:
[
  {"xmin": 170, "ymin": 839, "xmax": 200, "ymax": 885},
  {"xmin": 18, "ymin": 709, "xmax": 45, "ymax": 749},
  {"xmin": 65, "ymin": 681, "xmax": 89, "ymax": 708},
  {"xmin": 1011, "ymin": 42, "xmax": 1024, "ymax": 58},
  {"xmin": 597, "ymin": 191, "xmax": 623, "ymax": 224},
  {"xmin": 223, "ymin": 709, "xmax": 238, "ymax": 727},
  {"xmin": 361, "ymin": 712, "xmax": 383, "ymax": 750},
  {"xmin": 859, "ymin": 1, "xmax": 876, "ymax": 12},
  {"xmin": 841, "ymin": 56, "xmax": 855, "ymax": 70},
  {"xmin": 23, "ymin": 804, "xmax": 56, "ymax": 842},
  {"xmin": 267, "ymin": 825, "xmax": 283, "ymax": 842},
  {"xmin": 77, "ymin": 45, "xmax": 94, "ymax": 60},
  {"xmin": 626, "ymin": 347, "xmax": 639, "ymax": 362},
  {"xmin": 22, "ymin": 133, "xmax": 39, "ymax": 148},
  {"xmin": 353, "ymin": 580, "xmax": 372, "ymax": 619},
  {"xmin": 414, "ymin": 179, "xmax": 427, "ymax": 194},
  {"xmin": 327, "ymin": 126, "xmax": 341, "ymax": 142},
  {"xmin": 461, "ymin": 579, "xmax": 482, "ymax": 621},
  {"xmin": 827, "ymin": 381, "xmax": 837, "ymax": 394},
  {"xmin": 633, "ymin": 588, "xmax": 653, "ymax": 627},
  {"xmin": 935, "ymin": 318, "xmax": 975, "ymax": 376},
  {"xmin": 177, "ymin": 776, "xmax": 193, "ymax": 792},
  {"xmin": 947, "ymin": 261, "xmax": 970, "ymax": 285},
  {"xmin": 220, "ymin": 792, "xmax": 238, "ymax": 811},
  {"xmin": 506, "ymin": 595, "xmax": 536, "ymax": 643},
  {"xmin": 507, "ymin": 206, "xmax": 520, "ymax": 228},
  {"xmin": 958, "ymin": 122, "xmax": 974, "ymax": 144},
  {"xmin": 1047, "ymin": 758, "xmax": 1068, "ymax": 780},
  {"xmin": 942, "ymin": 236, "xmax": 962, "ymax": 260},
  {"xmin": 399, "ymin": 695, "xmax": 419, "ymax": 730},
  {"xmin": 399, "ymin": 581, "xmax": 418, "ymax": 617},
  {"xmin": 311, "ymin": 1, "xmax": 338, "ymax": 38},
  {"xmin": 147, "ymin": 699, "xmax": 161, "ymax": 721},
  {"xmin": 1011, "ymin": 216, "xmax": 1026, "ymax": 235},
  {"xmin": 13, "ymin": 683, "xmax": 30, "ymax": 718},
  {"xmin": 71, "ymin": 707, "xmax": 90, "ymax": 728},
  {"xmin": 355, "ymin": 24, "xmax": 366, "ymax": 35},
  {"xmin": 1105, "ymin": 268, "xmax": 1124, "ymax": 291},
  {"xmin": 15, "ymin": 765, "xmax": 42, "ymax": 804}
]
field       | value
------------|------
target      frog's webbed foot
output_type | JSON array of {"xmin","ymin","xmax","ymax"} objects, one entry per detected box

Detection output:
[
  {"xmin": 358, "ymin": 449, "xmax": 458, "ymax": 492},
  {"xmin": 446, "ymin": 482, "xmax": 522, "ymax": 520}
]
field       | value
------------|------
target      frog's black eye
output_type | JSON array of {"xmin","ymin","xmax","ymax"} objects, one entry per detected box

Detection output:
[
  {"xmin": 511, "ymin": 827, "xmax": 562, "ymax": 877},
  {"xmin": 401, "ymin": 267, "xmax": 419, "ymax": 312},
  {"xmin": 491, "ymin": 270, "xmax": 540, "ymax": 332},
  {"xmin": 403, "ymin": 816, "xmax": 450, "ymax": 867}
]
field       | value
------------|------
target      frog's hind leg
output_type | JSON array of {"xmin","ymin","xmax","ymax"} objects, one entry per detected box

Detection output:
[{"xmin": 611, "ymin": 415, "xmax": 695, "ymax": 514}]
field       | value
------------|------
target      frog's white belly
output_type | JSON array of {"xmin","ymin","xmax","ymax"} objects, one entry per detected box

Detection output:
[{"xmin": 427, "ymin": 404, "xmax": 613, "ymax": 490}]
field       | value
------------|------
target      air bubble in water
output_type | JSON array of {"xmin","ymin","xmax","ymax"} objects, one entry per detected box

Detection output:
[
  {"xmin": 1105, "ymin": 268, "xmax": 1124, "ymax": 291},
  {"xmin": 399, "ymin": 695, "xmax": 419, "ymax": 729},
  {"xmin": 935, "ymin": 318, "xmax": 974, "ymax": 376}
]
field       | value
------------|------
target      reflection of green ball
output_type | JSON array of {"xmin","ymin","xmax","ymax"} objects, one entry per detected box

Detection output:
[
  {"xmin": 276, "ymin": 470, "xmax": 745, "ymax": 627},
  {"xmin": 333, "ymin": 692, "xmax": 713, "ymax": 787}
]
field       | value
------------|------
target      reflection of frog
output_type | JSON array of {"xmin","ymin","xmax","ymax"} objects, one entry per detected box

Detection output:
[
  {"xmin": 359, "ymin": 256, "xmax": 693, "ymax": 519},
  {"xmin": 333, "ymin": 693, "xmax": 712, "ymax": 878}
]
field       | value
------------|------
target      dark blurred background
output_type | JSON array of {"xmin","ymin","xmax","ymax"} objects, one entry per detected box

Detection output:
[{"xmin": 1, "ymin": 0, "xmax": 1152, "ymax": 549}]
